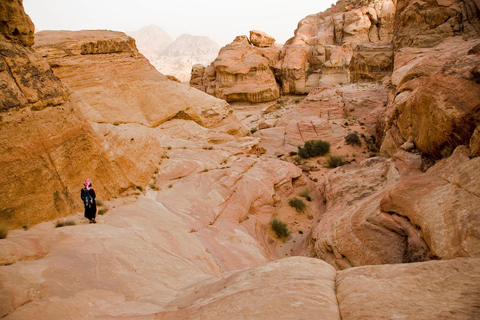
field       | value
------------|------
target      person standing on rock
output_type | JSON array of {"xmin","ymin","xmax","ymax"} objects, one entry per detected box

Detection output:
[{"xmin": 81, "ymin": 179, "xmax": 97, "ymax": 223}]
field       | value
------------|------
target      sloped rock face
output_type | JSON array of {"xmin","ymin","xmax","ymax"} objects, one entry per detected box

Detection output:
[
  {"xmin": 337, "ymin": 257, "xmax": 480, "ymax": 320},
  {"xmin": 34, "ymin": 30, "xmax": 244, "ymax": 135},
  {"xmin": 191, "ymin": 33, "xmax": 281, "ymax": 103},
  {"xmin": 313, "ymin": 146, "xmax": 480, "ymax": 270},
  {"xmin": 0, "ymin": 0, "xmax": 35, "ymax": 47},
  {"xmin": 394, "ymin": 0, "xmax": 480, "ymax": 49},
  {"xmin": 277, "ymin": 0, "xmax": 396, "ymax": 94},
  {"xmin": 381, "ymin": 0, "xmax": 480, "ymax": 157}
]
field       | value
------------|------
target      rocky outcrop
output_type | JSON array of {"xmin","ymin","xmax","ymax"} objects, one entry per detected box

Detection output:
[
  {"xmin": 190, "ymin": 1, "xmax": 397, "ymax": 99},
  {"xmin": 34, "ymin": 30, "xmax": 243, "ymax": 133},
  {"xmin": 380, "ymin": 0, "xmax": 480, "ymax": 157},
  {"xmin": 313, "ymin": 146, "xmax": 480, "ymax": 270},
  {"xmin": 249, "ymin": 30, "xmax": 276, "ymax": 47},
  {"xmin": 191, "ymin": 32, "xmax": 281, "ymax": 103},
  {"xmin": 276, "ymin": 0, "xmax": 396, "ymax": 94}
]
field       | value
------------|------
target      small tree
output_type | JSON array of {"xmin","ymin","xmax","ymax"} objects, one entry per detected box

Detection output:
[
  {"xmin": 298, "ymin": 140, "xmax": 330, "ymax": 158},
  {"xmin": 345, "ymin": 133, "xmax": 361, "ymax": 146}
]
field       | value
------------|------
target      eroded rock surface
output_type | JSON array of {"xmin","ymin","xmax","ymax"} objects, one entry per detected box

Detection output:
[
  {"xmin": 313, "ymin": 146, "xmax": 480, "ymax": 270},
  {"xmin": 191, "ymin": 32, "xmax": 281, "ymax": 103}
]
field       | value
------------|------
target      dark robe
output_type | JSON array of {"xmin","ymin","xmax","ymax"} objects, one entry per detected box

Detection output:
[{"xmin": 81, "ymin": 188, "xmax": 97, "ymax": 220}]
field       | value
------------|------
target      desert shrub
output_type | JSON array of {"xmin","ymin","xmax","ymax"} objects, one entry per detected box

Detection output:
[
  {"xmin": 270, "ymin": 218, "xmax": 290, "ymax": 239},
  {"xmin": 289, "ymin": 197, "xmax": 306, "ymax": 212},
  {"xmin": 293, "ymin": 156, "xmax": 303, "ymax": 164},
  {"xmin": 294, "ymin": 99, "xmax": 301, "ymax": 104},
  {"xmin": 96, "ymin": 199, "xmax": 104, "ymax": 206},
  {"xmin": 345, "ymin": 133, "xmax": 361, "ymax": 146},
  {"xmin": 289, "ymin": 151, "xmax": 298, "ymax": 156},
  {"xmin": 299, "ymin": 189, "xmax": 312, "ymax": 201},
  {"xmin": 298, "ymin": 140, "xmax": 331, "ymax": 158},
  {"xmin": 327, "ymin": 156, "xmax": 346, "ymax": 168},
  {"xmin": 98, "ymin": 208, "xmax": 108, "ymax": 215},
  {"xmin": 113, "ymin": 121, "xmax": 120, "ymax": 126},
  {"xmin": 0, "ymin": 225, "xmax": 8, "ymax": 239},
  {"xmin": 55, "ymin": 220, "xmax": 76, "ymax": 228}
]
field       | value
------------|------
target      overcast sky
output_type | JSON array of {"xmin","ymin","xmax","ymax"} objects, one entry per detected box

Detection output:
[{"xmin": 23, "ymin": 0, "xmax": 336, "ymax": 46}]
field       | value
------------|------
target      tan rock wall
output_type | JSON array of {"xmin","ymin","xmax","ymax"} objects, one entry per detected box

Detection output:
[
  {"xmin": 381, "ymin": 38, "xmax": 480, "ymax": 158},
  {"xmin": 278, "ymin": 0, "xmax": 396, "ymax": 94},
  {"xmin": 394, "ymin": 0, "xmax": 480, "ymax": 49}
]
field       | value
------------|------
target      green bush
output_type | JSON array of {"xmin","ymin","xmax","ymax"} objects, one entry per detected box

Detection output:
[
  {"xmin": 270, "ymin": 218, "xmax": 290, "ymax": 239},
  {"xmin": 345, "ymin": 133, "xmax": 361, "ymax": 146},
  {"xmin": 327, "ymin": 156, "xmax": 346, "ymax": 168},
  {"xmin": 289, "ymin": 197, "xmax": 306, "ymax": 212},
  {"xmin": 298, "ymin": 140, "xmax": 331, "ymax": 158},
  {"xmin": 299, "ymin": 189, "xmax": 312, "ymax": 201}
]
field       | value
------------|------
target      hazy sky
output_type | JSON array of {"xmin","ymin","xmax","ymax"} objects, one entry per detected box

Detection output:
[{"xmin": 23, "ymin": 0, "xmax": 336, "ymax": 46}]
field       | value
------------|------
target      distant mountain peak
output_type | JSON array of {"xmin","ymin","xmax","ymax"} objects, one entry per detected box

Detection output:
[
  {"xmin": 161, "ymin": 34, "xmax": 221, "ymax": 58},
  {"xmin": 127, "ymin": 25, "xmax": 174, "ymax": 56}
]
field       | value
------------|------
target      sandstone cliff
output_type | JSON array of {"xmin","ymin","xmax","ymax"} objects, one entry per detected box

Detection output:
[
  {"xmin": 0, "ymin": 2, "xmax": 246, "ymax": 229},
  {"xmin": 381, "ymin": 0, "xmax": 480, "ymax": 158},
  {"xmin": 191, "ymin": 0, "xmax": 396, "ymax": 99}
]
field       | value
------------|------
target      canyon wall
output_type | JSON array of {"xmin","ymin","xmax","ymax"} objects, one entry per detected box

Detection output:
[
  {"xmin": 381, "ymin": 0, "xmax": 480, "ymax": 157},
  {"xmin": 0, "ymin": 1, "xmax": 246, "ymax": 229},
  {"xmin": 191, "ymin": 0, "xmax": 397, "ymax": 100}
]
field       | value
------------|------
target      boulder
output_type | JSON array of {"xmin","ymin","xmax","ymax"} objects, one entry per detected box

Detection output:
[
  {"xmin": 197, "ymin": 35, "xmax": 280, "ymax": 103},
  {"xmin": 249, "ymin": 30, "xmax": 276, "ymax": 48}
]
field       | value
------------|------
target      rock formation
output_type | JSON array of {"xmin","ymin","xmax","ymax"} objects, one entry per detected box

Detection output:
[
  {"xmin": 191, "ymin": 32, "xmax": 281, "ymax": 103},
  {"xmin": 0, "ymin": 3, "xmax": 245, "ymax": 229},
  {"xmin": 191, "ymin": 0, "xmax": 397, "ymax": 99},
  {"xmin": 275, "ymin": 0, "xmax": 396, "ymax": 94},
  {"xmin": 381, "ymin": 0, "xmax": 480, "ymax": 158}
]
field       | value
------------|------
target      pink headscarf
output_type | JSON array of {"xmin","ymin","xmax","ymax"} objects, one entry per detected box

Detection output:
[{"xmin": 84, "ymin": 179, "xmax": 92, "ymax": 189}]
